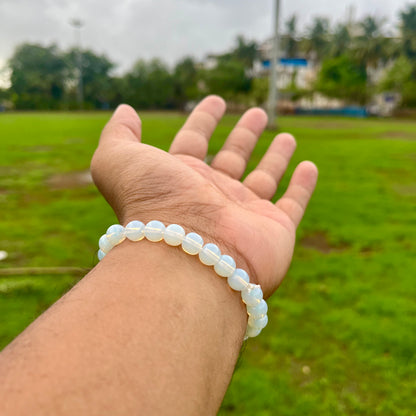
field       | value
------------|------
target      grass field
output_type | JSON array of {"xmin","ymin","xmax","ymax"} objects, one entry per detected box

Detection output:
[{"xmin": 0, "ymin": 111, "xmax": 415, "ymax": 415}]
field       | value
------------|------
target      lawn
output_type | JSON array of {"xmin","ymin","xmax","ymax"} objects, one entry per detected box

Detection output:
[{"xmin": 0, "ymin": 111, "xmax": 415, "ymax": 415}]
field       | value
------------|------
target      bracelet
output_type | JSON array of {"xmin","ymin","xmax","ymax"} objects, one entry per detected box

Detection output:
[{"xmin": 97, "ymin": 220, "xmax": 268, "ymax": 339}]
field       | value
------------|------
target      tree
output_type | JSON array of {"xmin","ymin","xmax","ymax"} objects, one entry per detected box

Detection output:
[
  {"xmin": 387, "ymin": 4, "xmax": 416, "ymax": 107},
  {"xmin": 232, "ymin": 36, "xmax": 258, "ymax": 68},
  {"xmin": 202, "ymin": 59, "xmax": 251, "ymax": 101},
  {"xmin": 283, "ymin": 15, "xmax": 298, "ymax": 58},
  {"xmin": 250, "ymin": 77, "xmax": 269, "ymax": 106},
  {"xmin": 380, "ymin": 55, "xmax": 416, "ymax": 107},
  {"xmin": 65, "ymin": 49, "xmax": 115, "ymax": 109},
  {"xmin": 353, "ymin": 16, "xmax": 389, "ymax": 69},
  {"xmin": 304, "ymin": 17, "xmax": 330, "ymax": 62},
  {"xmin": 212, "ymin": 36, "xmax": 258, "ymax": 69},
  {"xmin": 9, "ymin": 43, "xmax": 66, "ymax": 109},
  {"xmin": 315, "ymin": 55, "xmax": 368, "ymax": 104},
  {"xmin": 329, "ymin": 24, "xmax": 351, "ymax": 58},
  {"xmin": 173, "ymin": 57, "xmax": 199, "ymax": 109},
  {"xmin": 0, "ymin": 87, "xmax": 10, "ymax": 105},
  {"xmin": 122, "ymin": 59, "xmax": 174, "ymax": 109},
  {"xmin": 400, "ymin": 5, "xmax": 416, "ymax": 60}
]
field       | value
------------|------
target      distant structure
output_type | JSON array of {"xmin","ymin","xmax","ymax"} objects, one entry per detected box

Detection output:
[
  {"xmin": 266, "ymin": 0, "xmax": 280, "ymax": 129},
  {"xmin": 256, "ymin": 38, "xmax": 316, "ymax": 112},
  {"xmin": 70, "ymin": 18, "xmax": 84, "ymax": 109},
  {"xmin": 255, "ymin": 42, "xmax": 314, "ymax": 90}
]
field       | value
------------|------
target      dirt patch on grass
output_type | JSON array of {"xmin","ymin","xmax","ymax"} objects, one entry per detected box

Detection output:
[
  {"xmin": 392, "ymin": 184, "xmax": 416, "ymax": 196},
  {"xmin": 301, "ymin": 232, "xmax": 349, "ymax": 254},
  {"xmin": 47, "ymin": 170, "xmax": 93, "ymax": 189},
  {"xmin": 307, "ymin": 122, "xmax": 358, "ymax": 130},
  {"xmin": 24, "ymin": 145, "xmax": 54, "ymax": 152},
  {"xmin": 379, "ymin": 131, "xmax": 416, "ymax": 140}
]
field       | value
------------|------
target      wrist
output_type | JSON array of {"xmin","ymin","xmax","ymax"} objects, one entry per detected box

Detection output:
[
  {"xmin": 97, "ymin": 240, "xmax": 248, "ymax": 413},
  {"xmin": 104, "ymin": 238, "xmax": 248, "ymax": 341},
  {"xmin": 99, "ymin": 219, "xmax": 269, "ymax": 338}
]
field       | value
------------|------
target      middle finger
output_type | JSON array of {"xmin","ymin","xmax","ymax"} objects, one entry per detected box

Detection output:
[{"xmin": 210, "ymin": 108, "xmax": 267, "ymax": 179}]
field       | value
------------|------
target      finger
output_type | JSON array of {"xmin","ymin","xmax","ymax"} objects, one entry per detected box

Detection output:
[
  {"xmin": 275, "ymin": 161, "xmax": 318, "ymax": 228},
  {"xmin": 100, "ymin": 104, "xmax": 142, "ymax": 146},
  {"xmin": 169, "ymin": 95, "xmax": 226, "ymax": 159},
  {"xmin": 210, "ymin": 108, "xmax": 267, "ymax": 179},
  {"xmin": 243, "ymin": 133, "xmax": 297, "ymax": 200}
]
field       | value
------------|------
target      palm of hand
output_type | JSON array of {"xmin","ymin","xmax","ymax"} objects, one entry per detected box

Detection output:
[
  {"xmin": 92, "ymin": 96, "xmax": 317, "ymax": 297},
  {"xmin": 175, "ymin": 153, "xmax": 295, "ymax": 295}
]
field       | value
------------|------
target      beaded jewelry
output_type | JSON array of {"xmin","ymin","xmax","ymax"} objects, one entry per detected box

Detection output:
[{"xmin": 97, "ymin": 220, "xmax": 268, "ymax": 339}]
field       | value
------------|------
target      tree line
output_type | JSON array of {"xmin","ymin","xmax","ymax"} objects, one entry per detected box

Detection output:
[{"xmin": 1, "ymin": 4, "xmax": 416, "ymax": 111}]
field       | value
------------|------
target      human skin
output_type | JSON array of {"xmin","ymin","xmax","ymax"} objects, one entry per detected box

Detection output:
[{"xmin": 0, "ymin": 96, "xmax": 318, "ymax": 415}]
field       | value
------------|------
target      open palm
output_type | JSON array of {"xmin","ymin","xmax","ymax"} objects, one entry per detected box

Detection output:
[{"xmin": 91, "ymin": 96, "xmax": 318, "ymax": 297}]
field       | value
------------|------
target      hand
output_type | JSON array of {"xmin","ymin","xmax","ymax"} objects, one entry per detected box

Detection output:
[{"xmin": 91, "ymin": 95, "xmax": 318, "ymax": 297}]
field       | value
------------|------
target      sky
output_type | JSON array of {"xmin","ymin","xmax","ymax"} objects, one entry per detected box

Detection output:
[{"xmin": 0, "ymin": 0, "xmax": 413, "ymax": 82}]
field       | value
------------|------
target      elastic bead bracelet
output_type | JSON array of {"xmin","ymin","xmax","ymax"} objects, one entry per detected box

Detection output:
[{"xmin": 97, "ymin": 220, "xmax": 268, "ymax": 339}]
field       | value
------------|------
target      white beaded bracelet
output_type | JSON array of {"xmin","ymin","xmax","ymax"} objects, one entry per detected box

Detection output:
[{"xmin": 97, "ymin": 220, "xmax": 268, "ymax": 339}]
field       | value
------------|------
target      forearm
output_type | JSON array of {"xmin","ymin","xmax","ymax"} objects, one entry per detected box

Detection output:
[{"xmin": 0, "ymin": 240, "xmax": 247, "ymax": 415}]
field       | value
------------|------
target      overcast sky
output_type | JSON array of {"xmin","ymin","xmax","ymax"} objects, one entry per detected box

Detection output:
[{"xmin": 0, "ymin": 0, "xmax": 413, "ymax": 78}]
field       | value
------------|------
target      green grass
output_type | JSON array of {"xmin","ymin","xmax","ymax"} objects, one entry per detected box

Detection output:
[{"xmin": 1, "ymin": 111, "xmax": 415, "ymax": 415}]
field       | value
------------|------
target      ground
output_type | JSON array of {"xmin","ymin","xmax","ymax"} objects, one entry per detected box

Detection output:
[{"xmin": 0, "ymin": 112, "xmax": 415, "ymax": 415}]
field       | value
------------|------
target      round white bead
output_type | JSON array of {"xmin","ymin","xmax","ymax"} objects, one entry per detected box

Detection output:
[
  {"xmin": 106, "ymin": 224, "xmax": 126, "ymax": 246},
  {"xmin": 248, "ymin": 314, "xmax": 268, "ymax": 329},
  {"xmin": 242, "ymin": 284, "xmax": 263, "ymax": 306},
  {"xmin": 214, "ymin": 255, "xmax": 236, "ymax": 277},
  {"xmin": 227, "ymin": 268, "xmax": 250, "ymax": 291},
  {"xmin": 98, "ymin": 234, "xmax": 113, "ymax": 253},
  {"xmin": 164, "ymin": 224, "xmax": 185, "ymax": 246},
  {"xmin": 199, "ymin": 243, "xmax": 221, "ymax": 266},
  {"xmin": 125, "ymin": 220, "xmax": 145, "ymax": 241},
  {"xmin": 144, "ymin": 220, "xmax": 165, "ymax": 242},
  {"xmin": 97, "ymin": 249, "xmax": 106, "ymax": 261},
  {"xmin": 245, "ymin": 325, "xmax": 262, "ymax": 338},
  {"xmin": 182, "ymin": 232, "xmax": 204, "ymax": 255},
  {"xmin": 247, "ymin": 299, "xmax": 268, "ymax": 318}
]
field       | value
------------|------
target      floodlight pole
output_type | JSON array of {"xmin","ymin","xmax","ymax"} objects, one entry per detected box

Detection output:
[
  {"xmin": 267, "ymin": 0, "xmax": 280, "ymax": 130},
  {"xmin": 70, "ymin": 19, "xmax": 84, "ymax": 110}
]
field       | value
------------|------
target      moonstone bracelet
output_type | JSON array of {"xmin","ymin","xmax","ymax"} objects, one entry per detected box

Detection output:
[{"xmin": 97, "ymin": 220, "xmax": 268, "ymax": 339}]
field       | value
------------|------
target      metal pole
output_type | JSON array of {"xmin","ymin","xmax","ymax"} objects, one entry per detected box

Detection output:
[
  {"xmin": 70, "ymin": 19, "xmax": 84, "ymax": 109},
  {"xmin": 267, "ymin": 0, "xmax": 280, "ymax": 130}
]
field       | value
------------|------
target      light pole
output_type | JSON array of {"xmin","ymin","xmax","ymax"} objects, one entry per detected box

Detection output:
[
  {"xmin": 267, "ymin": 0, "xmax": 280, "ymax": 130},
  {"xmin": 70, "ymin": 18, "xmax": 84, "ymax": 110}
]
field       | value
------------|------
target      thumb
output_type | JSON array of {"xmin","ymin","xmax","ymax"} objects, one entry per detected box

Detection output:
[{"xmin": 99, "ymin": 104, "xmax": 142, "ymax": 146}]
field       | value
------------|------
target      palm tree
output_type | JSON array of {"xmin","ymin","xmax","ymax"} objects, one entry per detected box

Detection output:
[
  {"xmin": 283, "ymin": 15, "xmax": 298, "ymax": 58},
  {"xmin": 304, "ymin": 17, "xmax": 330, "ymax": 63},
  {"xmin": 329, "ymin": 24, "xmax": 351, "ymax": 58},
  {"xmin": 232, "ymin": 36, "xmax": 258, "ymax": 69},
  {"xmin": 351, "ymin": 15, "xmax": 396, "ymax": 96},
  {"xmin": 400, "ymin": 5, "xmax": 416, "ymax": 60},
  {"xmin": 353, "ymin": 16, "xmax": 389, "ymax": 68}
]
